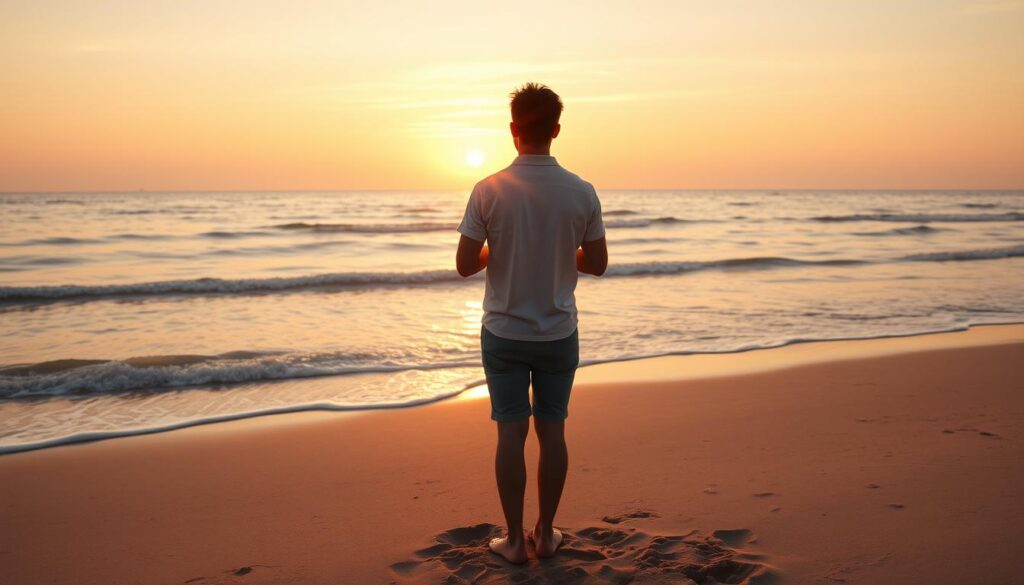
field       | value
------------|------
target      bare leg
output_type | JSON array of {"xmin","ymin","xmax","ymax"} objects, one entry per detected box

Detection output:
[
  {"xmin": 532, "ymin": 417, "xmax": 567, "ymax": 557},
  {"xmin": 489, "ymin": 419, "xmax": 530, "ymax": 564}
]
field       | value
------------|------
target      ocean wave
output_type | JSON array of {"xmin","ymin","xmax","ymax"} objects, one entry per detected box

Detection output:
[
  {"xmin": 611, "ymin": 236, "xmax": 685, "ymax": 245},
  {"xmin": 273, "ymin": 216, "xmax": 692, "ymax": 233},
  {"xmin": 112, "ymin": 233, "xmax": 175, "ymax": 241},
  {"xmin": 3, "ymin": 320, "xmax": 1015, "ymax": 404},
  {"xmin": 43, "ymin": 199, "xmax": 86, "ymax": 205},
  {"xmin": 852, "ymin": 224, "xmax": 946, "ymax": 237},
  {"xmin": 812, "ymin": 212, "xmax": 1024, "ymax": 223},
  {"xmin": 0, "ymin": 236, "xmax": 105, "ymax": 247},
  {"xmin": 272, "ymin": 221, "xmax": 458, "ymax": 234},
  {"xmin": 605, "ymin": 216, "xmax": 691, "ymax": 228},
  {"xmin": 4, "ymin": 231, "xmax": 272, "ymax": 247},
  {"xmin": 3, "ymin": 255, "xmax": 84, "ymax": 266},
  {"xmin": 201, "ymin": 230, "xmax": 272, "ymax": 239},
  {"xmin": 6, "ymin": 215, "xmax": 693, "ymax": 250},
  {"xmin": 904, "ymin": 244, "xmax": 1024, "ymax": 262},
  {"xmin": 3, "ymin": 245, "xmax": 1021, "ymax": 304},
  {"xmin": 0, "ymin": 351, "xmax": 479, "ymax": 399},
  {"xmin": 0, "ymin": 256, "xmax": 857, "ymax": 303},
  {"xmin": 104, "ymin": 209, "xmax": 161, "ymax": 215},
  {"xmin": 0, "ymin": 270, "xmax": 468, "ymax": 302},
  {"xmin": 604, "ymin": 257, "xmax": 864, "ymax": 277},
  {"xmin": 5, "ymin": 322, "xmax": 1024, "ymax": 455}
]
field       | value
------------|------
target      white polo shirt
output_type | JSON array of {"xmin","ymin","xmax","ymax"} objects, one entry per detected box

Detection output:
[{"xmin": 458, "ymin": 154, "xmax": 605, "ymax": 341}]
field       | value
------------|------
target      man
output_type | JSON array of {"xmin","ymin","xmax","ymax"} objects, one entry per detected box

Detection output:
[{"xmin": 455, "ymin": 82, "xmax": 608, "ymax": 564}]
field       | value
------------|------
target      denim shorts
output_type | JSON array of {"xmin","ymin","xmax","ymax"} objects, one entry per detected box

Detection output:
[{"xmin": 480, "ymin": 325, "xmax": 580, "ymax": 422}]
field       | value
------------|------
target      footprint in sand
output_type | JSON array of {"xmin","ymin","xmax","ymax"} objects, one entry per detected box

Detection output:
[
  {"xmin": 855, "ymin": 416, "xmax": 890, "ymax": 424},
  {"xmin": 182, "ymin": 565, "xmax": 263, "ymax": 584},
  {"xmin": 943, "ymin": 428, "xmax": 1002, "ymax": 438},
  {"xmin": 601, "ymin": 510, "xmax": 660, "ymax": 524},
  {"xmin": 390, "ymin": 512, "xmax": 775, "ymax": 584},
  {"xmin": 712, "ymin": 528, "xmax": 755, "ymax": 547}
]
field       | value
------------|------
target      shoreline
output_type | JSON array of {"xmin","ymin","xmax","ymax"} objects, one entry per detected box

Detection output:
[
  {"xmin": 2, "ymin": 321, "xmax": 1022, "ymax": 456},
  {"xmin": 2, "ymin": 323, "xmax": 1022, "ymax": 583}
]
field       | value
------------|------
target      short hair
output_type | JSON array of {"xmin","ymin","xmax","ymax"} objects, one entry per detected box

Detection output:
[{"xmin": 509, "ymin": 83, "xmax": 563, "ymax": 145}]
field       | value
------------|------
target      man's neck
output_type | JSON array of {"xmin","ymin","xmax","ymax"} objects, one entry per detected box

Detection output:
[{"xmin": 516, "ymin": 143, "xmax": 551, "ymax": 156}]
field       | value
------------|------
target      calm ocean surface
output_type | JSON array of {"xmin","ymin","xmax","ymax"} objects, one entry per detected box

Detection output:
[{"xmin": 2, "ymin": 190, "xmax": 1023, "ymax": 452}]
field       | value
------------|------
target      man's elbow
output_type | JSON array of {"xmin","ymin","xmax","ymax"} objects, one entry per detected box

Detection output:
[
  {"xmin": 456, "ymin": 255, "xmax": 481, "ymax": 278},
  {"xmin": 580, "ymin": 258, "xmax": 607, "ymax": 277},
  {"xmin": 579, "ymin": 237, "xmax": 608, "ymax": 277}
]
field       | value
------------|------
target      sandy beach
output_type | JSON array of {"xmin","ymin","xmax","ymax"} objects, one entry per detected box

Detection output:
[{"xmin": 2, "ymin": 324, "xmax": 1022, "ymax": 584}]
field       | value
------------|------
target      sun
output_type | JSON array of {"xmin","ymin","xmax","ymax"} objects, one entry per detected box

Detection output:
[{"xmin": 466, "ymin": 149, "xmax": 485, "ymax": 167}]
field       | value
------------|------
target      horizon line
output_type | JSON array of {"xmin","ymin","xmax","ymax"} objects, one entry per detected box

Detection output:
[{"xmin": 3, "ymin": 187, "xmax": 1024, "ymax": 195}]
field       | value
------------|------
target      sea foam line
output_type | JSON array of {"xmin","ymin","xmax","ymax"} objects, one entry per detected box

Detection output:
[
  {"xmin": 0, "ymin": 391, "xmax": 474, "ymax": 456},
  {"xmin": 2, "ymin": 321, "xmax": 1022, "ymax": 456}
]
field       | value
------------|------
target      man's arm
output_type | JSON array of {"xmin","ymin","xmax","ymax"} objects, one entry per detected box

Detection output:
[
  {"xmin": 577, "ymin": 236, "xmax": 608, "ymax": 276},
  {"xmin": 456, "ymin": 234, "xmax": 489, "ymax": 277}
]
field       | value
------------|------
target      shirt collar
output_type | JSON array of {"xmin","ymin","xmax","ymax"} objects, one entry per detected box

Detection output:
[{"xmin": 511, "ymin": 154, "xmax": 559, "ymax": 166}]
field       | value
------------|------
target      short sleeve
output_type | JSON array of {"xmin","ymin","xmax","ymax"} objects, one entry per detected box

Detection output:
[
  {"xmin": 582, "ymin": 188, "xmax": 605, "ymax": 242},
  {"xmin": 457, "ymin": 187, "xmax": 487, "ymax": 242}
]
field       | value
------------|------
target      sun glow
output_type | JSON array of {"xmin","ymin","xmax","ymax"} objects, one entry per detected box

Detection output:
[
  {"xmin": 466, "ymin": 149, "xmax": 485, "ymax": 167},
  {"xmin": 1, "ymin": 3, "xmax": 1022, "ymax": 190}
]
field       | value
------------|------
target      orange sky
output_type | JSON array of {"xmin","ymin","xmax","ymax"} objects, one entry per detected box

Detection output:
[{"xmin": 1, "ymin": 1, "xmax": 1022, "ymax": 191}]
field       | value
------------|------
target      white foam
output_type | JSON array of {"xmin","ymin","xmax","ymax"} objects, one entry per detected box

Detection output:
[{"xmin": 4, "ymin": 321, "xmax": 1022, "ymax": 456}]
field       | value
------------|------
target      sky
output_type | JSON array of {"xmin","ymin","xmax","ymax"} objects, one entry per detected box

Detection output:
[{"xmin": 1, "ymin": 0, "xmax": 1022, "ymax": 191}]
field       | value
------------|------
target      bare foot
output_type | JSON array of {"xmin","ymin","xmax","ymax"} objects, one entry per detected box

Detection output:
[
  {"xmin": 488, "ymin": 533, "xmax": 529, "ymax": 564},
  {"xmin": 531, "ymin": 526, "xmax": 564, "ymax": 558}
]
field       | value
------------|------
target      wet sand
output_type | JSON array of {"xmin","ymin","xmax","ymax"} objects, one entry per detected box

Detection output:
[{"xmin": 1, "ymin": 324, "xmax": 1022, "ymax": 584}]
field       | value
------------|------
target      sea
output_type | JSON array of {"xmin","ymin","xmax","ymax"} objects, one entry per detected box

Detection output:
[{"xmin": 2, "ymin": 189, "xmax": 1023, "ymax": 453}]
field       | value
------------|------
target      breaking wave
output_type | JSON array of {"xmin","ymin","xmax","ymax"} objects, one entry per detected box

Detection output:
[{"xmin": 0, "ymin": 351, "xmax": 478, "ymax": 399}]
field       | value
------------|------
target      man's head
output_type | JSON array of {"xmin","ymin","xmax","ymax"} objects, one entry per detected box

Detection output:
[{"xmin": 509, "ymin": 83, "xmax": 563, "ymax": 151}]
